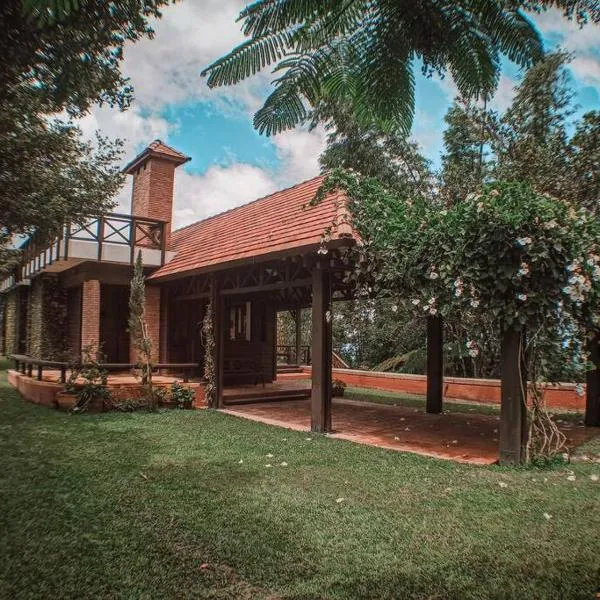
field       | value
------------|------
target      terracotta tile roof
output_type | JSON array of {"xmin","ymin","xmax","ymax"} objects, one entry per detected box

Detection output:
[
  {"xmin": 150, "ymin": 175, "xmax": 353, "ymax": 280},
  {"xmin": 123, "ymin": 139, "xmax": 190, "ymax": 174}
]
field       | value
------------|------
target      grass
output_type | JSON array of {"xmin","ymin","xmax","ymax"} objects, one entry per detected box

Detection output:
[{"xmin": 1, "ymin": 361, "xmax": 599, "ymax": 599}]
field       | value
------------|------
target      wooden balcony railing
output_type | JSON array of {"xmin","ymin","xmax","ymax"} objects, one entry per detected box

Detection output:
[{"xmin": 17, "ymin": 213, "xmax": 167, "ymax": 282}]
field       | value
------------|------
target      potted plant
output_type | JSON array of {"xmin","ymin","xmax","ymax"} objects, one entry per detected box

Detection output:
[{"xmin": 332, "ymin": 378, "xmax": 347, "ymax": 397}]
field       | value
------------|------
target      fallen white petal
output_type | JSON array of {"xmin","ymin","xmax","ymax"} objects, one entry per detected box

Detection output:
[
  {"xmin": 335, "ymin": 497, "xmax": 345, "ymax": 503},
  {"xmin": 543, "ymin": 512, "xmax": 552, "ymax": 520},
  {"xmin": 498, "ymin": 482, "xmax": 508, "ymax": 488}
]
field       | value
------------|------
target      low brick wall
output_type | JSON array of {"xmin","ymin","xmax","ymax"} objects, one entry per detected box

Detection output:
[
  {"xmin": 8, "ymin": 370, "xmax": 62, "ymax": 408},
  {"xmin": 298, "ymin": 366, "xmax": 585, "ymax": 411},
  {"xmin": 7, "ymin": 370, "xmax": 207, "ymax": 410}
]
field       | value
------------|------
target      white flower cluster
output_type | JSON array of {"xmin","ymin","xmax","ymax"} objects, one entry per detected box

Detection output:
[
  {"xmin": 454, "ymin": 278, "xmax": 480, "ymax": 307},
  {"xmin": 466, "ymin": 340, "xmax": 479, "ymax": 358},
  {"xmin": 421, "ymin": 297, "xmax": 437, "ymax": 316},
  {"xmin": 453, "ymin": 277, "xmax": 463, "ymax": 297},
  {"xmin": 562, "ymin": 256, "xmax": 598, "ymax": 305},
  {"xmin": 517, "ymin": 262, "xmax": 530, "ymax": 277},
  {"xmin": 516, "ymin": 236, "xmax": 532, "ymax": 248},
  {"xmin": 428, "ymin": 265, "xmax": 439, "ymax": 280}
]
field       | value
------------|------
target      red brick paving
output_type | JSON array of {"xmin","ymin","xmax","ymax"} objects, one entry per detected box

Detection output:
[{"xmin": 224, "ymin": 398, "xmax": 597, "ymax": 465}]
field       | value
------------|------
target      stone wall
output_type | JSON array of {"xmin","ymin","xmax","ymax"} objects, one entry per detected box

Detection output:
[
  {"xmin": 26, "ymin": 275, "xmax": 68, "ymax": 360},
  {"xmin": 3, "ymin": 291, "xmax": 18, "ymax": 355}
]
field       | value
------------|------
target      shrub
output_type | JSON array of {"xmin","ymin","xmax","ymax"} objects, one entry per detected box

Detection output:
[{"xmin": 170, "ymin": 381, "xmax": 195, "ymax": 409}]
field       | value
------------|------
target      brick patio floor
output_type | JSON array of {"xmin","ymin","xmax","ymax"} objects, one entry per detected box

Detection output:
[{"xmin": 223, "ymin": 398, "xmax": 596, "ymax": 465}]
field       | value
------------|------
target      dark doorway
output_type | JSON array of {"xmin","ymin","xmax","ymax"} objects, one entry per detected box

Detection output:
[{"xmin": 100, "ymin": 284, "xmax": 130, "ymax": 363}]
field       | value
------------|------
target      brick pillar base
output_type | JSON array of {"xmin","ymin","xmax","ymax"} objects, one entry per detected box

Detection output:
[{"xmin": 81, "ymin": 280, "xmax": 101, "ymax": 359}]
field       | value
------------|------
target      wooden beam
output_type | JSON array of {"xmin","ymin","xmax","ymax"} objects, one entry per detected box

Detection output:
[
  {"xmin": 426, "ymin": 315, "xmax": 443, "ymax": 414},
  {"xmin": 499, "ymin": 326, "xmax": 527, "ymax": 465},
  {"xmin": 585, "ymin": 331, "xmax": 600, "ymax": 427},
  {"xmin": 311, "ymin": 264, "xmax": 332, "ymax": 433}
]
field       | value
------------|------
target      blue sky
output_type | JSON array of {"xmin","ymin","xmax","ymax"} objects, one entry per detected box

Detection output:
[{"xmin": 80, "ymin": 1, "xmax": 599, "ymax": 229}]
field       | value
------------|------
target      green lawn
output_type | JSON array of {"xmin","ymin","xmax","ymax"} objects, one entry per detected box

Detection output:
[{"xmin": 1, "ymin": 363, "xmax": 599, "ymax": 599}]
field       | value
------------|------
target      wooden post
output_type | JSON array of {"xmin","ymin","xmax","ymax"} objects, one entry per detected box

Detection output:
[
  {"xmin": 311, "ymin": 263, "xmax": 332, "ymax": 433},
  {"xmin": 499, "ymin": 326, "xmax": 527, "ymax": 465},
  {"xmin": 211, "ymin": 276, "xmax": 224, "ymax": 408},
  {"xmin": 426, "ymin": 315, "xmax": 443, "ymax": 414},
  {"xmin": 294, "ymin": 309, "xmax": 302, "ymax": 365},
  {"xmin": 585, "ymin": 331, "xmax": 600, "ymax": 427}
]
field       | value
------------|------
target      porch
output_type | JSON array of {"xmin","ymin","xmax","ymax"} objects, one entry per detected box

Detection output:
[{"xmin": 223, "ymin": 396, "xmax": 595, "ymax": 465}]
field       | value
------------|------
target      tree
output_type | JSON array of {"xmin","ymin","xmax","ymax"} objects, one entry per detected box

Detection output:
[
  {"xmin": 440, "ymin": 52, "xmax": 599, "ymax": 214},
  {"xmin": 315, "ymin": 101, "xmax": 434, "ymax": 197},
  {"xmin": 441, "ymin": 100, "xmax": 492, "ymax": 204},
  {"xmin": 0, "ymin": 0, "xmax": 171, "ymax": 269},
  {"xmin": 128, "ymin": 252, "xmax": 156, "ymax": 409},
  {"xmin": 202, "ymin": 0, "xmax": 597, "ymax": 137}
]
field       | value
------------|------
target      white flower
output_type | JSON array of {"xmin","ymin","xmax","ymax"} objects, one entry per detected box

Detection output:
[
  {"xmin": 335, "ymin": 497, "xmax": 345, "ymax": 503},
  {"xmin": 518, "ymin": 262, "xmax": 530, "ymax": 277},
  {"xmin": 468, "ymin": 348, "xmax": 479, "ymax": 358},
  {"xmin": 498, "ymin": 482, "xmax": 508, "ymax": 488},
  {"xmin": 429, "ymin": 271, "xmax": 439, "ymax": 280},
  {"xmin": 566, "ymin": 475, "xmax": 576, "ymax": 481},
  {"xmin": 476, "ymin": 201, "xmax": 485, "ymax": 213},
  {"xmin": 517, "ymin": 293, "xmax": 527, "ymax": 301},
  {"xmin": 575, "ymin": 384, "xmax": 584, "ymax": 397},
  {"xmin": 411, "ymin": 298, "xmax": 420, "ymax": 305},
  {"xmin": 543, "ymin": 512, "xmax": 552, "ymax": 520},
  {"xmin": 317, "ymin": 246, "xmax": 328, "ymax": 255},
  {"xmin": 470, "ymin": 299, "xmax": 480, "ymax": 308},
  {"xmin": 429, "ymin": 307, "xmax": 438, "ymax": 316},
  {"xmin": 516, "ymin": 236, "xmax": 532, "ymax": 247},
  {"xmin": 391, "ymin": 304, "xmax": 398, "ymax": 313}
]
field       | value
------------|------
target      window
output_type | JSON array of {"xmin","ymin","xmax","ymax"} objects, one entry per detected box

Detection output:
[{"xmin": 229, "ymin": 302, "xmax": 251, "ymax": 341}]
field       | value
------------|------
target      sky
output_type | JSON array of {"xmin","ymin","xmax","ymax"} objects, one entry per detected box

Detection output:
[{"xmin": 79, "ymin": 1, "xmax": 600, "ymax": 230}]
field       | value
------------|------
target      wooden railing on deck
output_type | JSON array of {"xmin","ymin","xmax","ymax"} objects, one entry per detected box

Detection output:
[{"xmin": 11, "ymin": 355, "xmax": 198, "ymax": 384}]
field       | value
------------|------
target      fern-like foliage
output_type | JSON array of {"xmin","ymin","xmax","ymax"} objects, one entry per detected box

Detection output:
[{"xmin": 202, "ymin": 0, "xmax": 571, "ymax": 136}]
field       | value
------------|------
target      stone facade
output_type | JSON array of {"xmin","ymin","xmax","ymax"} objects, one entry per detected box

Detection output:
[
  {"xmin": 26, "ymin": 275, "xmax": 68, "ymax": 360},
  {"xmin": 3, "ymin": 290, "xmax": 18, "ymax": 355}
]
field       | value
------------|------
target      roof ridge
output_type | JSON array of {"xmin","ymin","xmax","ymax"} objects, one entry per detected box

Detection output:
[
  {"xmin": 172, "ymin": 173, "xmax": 327, "ymax": 238},
  {"xmin": 150, "ymin": 139, "xmax": 188, "ymax": 158}
]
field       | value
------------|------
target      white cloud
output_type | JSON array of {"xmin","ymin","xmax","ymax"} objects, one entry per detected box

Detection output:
[
  {"xmin": 172, "ymin": 163, "xmax": 278, "ymax": 228},
  {"xmin": 533, "ymin": 8, "xmax": 600, "ymax": 86}
]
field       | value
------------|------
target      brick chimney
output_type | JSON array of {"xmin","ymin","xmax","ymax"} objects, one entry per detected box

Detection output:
[{"xmin": 123, "ymin": 140, "xmax": 190, "ymax": 247}]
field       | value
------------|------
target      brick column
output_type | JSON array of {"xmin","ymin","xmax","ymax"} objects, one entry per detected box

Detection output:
[
  {"xmin": 129, "ymin": 286, "xmax": 161, "ymax": 364},
  {"xmin": 81, "ymin": 280, "xmax": 101, "ymax": 358}
]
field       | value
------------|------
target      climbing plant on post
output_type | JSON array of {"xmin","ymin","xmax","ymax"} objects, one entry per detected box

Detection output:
[
  {"xmin": 128, "ymin": 251, "xmax": 156, "ymax": 409},
  {"xmin": 320, "ymin": 171, "xmax": 600, "ymax": 464},
  {"xmin": 202, "ymin": 301, "xmax": 217, "ymax": 408}
]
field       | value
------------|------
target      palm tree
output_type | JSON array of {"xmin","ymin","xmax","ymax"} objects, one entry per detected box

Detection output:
[{"xmin": 202, "ymin": 0, "xmax": 597, "ymax": 136}]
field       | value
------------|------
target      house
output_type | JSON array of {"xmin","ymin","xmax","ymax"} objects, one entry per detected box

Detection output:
[
  {"xmin": 0, "ymin": 140, "xmax": 355, "ymax": 432},
  {"xmin": 2, "ymin": 140, "xmax": 597, "ymax": 465}
]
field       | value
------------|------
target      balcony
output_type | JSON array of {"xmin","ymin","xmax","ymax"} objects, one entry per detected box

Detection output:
[{"xmin": 2, "ymin": 213, "xmax": 171, "ymax": 292}]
